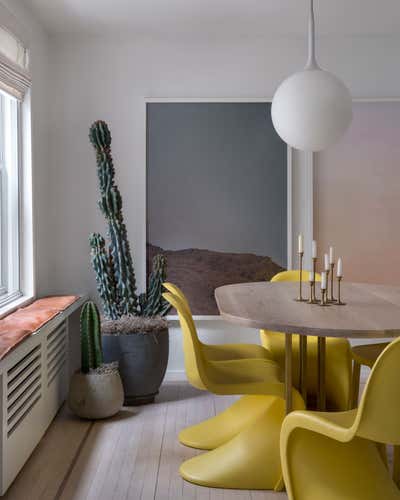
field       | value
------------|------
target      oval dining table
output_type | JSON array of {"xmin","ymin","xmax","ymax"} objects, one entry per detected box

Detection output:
[{"xmin": 215, "ymin": 280, "xmax": 400, "ymax": 414}]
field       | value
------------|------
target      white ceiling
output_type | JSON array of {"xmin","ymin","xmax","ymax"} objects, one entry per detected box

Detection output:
[{"xmin": 20, "ymin": 0, "xmax": 400, "ymax": 39}]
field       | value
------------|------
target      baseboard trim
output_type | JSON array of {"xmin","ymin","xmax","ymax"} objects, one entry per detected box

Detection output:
[{"xmin": 164, "ymin": 370, "xmax": 186, "ymax": 382}]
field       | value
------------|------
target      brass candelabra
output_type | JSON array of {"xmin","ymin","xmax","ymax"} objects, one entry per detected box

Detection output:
[{"xmin": 294, "ymin": 251, "xmax": 347, "ymax": 307}]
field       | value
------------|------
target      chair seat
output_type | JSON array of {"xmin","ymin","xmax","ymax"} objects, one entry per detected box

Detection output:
[
  {"xmin": 352, "ymin": 342, "xmax": 388, "ymax": 368},
  {"xmin": 202, "ymin": 342, "xmax": 272, "ymax": 361},
  {"xmin": 207, "ymin": 357, "xmax": 281, "ymax": 388},
  {"xmin": 284, "ymin": 431, "xmax": 400, "ymax": 500}
]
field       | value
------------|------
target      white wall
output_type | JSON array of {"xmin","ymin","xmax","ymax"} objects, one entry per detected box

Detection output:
[
  {"xmin": 2, "ymin": 6, "xmax": 400, "ymax": 375},
  {"xmin": 1, "ymin": 5, "xmax": 400, "ymax": 374},
  {"xmin": 0, "ymin": 10, "xmax": 399, "ymax": 373},
  {"xmin": 42, "ymin": 34, "xmax": 400, "ymax": 375},
  {"xmin": 47, "ymin": 34, "xmax": 400, "ymax": 293}
]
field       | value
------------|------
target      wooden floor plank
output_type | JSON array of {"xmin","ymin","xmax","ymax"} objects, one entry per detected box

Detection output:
[
  {"xmin": 182, "ymin": 387, "xmax": 215, "ymax": 500},
  {"xmin": 93, "ymin": 412, "xmax": 136, "ymax": 500},
  {"xmin": 154, "ymin": 383, "xmax": 189, "ymax": 500},
  {"xmin": 4, "ymin": 406, "xmax": 91, "ymax": 500},
  {"xmin": 3, "ymin": 382, "xmax": 289, "ymax": 500},
  {"xmin": 109, "ymin": 406, "xmax": 149, "ymax": 500},
  {"xmin": 60, "ymin": 422, "xmax": 112, "ymax": 499},
  {"xmin": 85, "ymin": 414, "xmax": 131, "ymax": 500},
  {"xmin": 126, "ymin": 398, "xmax": 169, "ymax": 500},
  {"xmin": 251, "ymin": 491, "xmax": 287, "ymax": 500}
]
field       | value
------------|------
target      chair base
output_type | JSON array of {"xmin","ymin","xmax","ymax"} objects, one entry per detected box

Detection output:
[
  {"xmin": 180, "ymin": 396, "xmax": 296, "ymax": 490},
  {"xmin": 179, "ymin": 395, "xmax": 275, "ymax": 450}
]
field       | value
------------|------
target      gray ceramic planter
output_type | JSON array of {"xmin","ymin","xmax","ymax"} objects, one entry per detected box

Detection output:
[
  {"xmin": 102, "ymin": 329, "xmax": 169, "ymax": 405},
  {"xmin": 68, "ymin": 370, "xmax": 124, "ymax": 419}
]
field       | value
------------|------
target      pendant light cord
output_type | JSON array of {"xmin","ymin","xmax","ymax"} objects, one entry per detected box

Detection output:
[{"xmin": 306, "ymin": 0, "xmax": 318, "ymax": 69}]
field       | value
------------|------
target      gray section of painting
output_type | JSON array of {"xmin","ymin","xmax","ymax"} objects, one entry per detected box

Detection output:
[{"xmin": 147, "ymin": 102, "xmax": 287, "ymax": 267}]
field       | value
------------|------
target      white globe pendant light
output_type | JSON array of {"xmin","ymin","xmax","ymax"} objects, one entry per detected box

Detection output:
[{"xmin": 271, "ymin": 0, "xmax": 352, "ymax": 152}]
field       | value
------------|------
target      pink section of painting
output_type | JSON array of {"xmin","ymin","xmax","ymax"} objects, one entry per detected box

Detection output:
[{"xmin": 315, "ymin": 102, "xmax": 400, "ymax": 285}]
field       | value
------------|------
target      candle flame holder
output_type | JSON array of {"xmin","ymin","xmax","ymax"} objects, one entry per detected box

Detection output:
[
  {"xmin": 295, "ymin": 252, "xmax": 307, "ymax": 302},
  {"xmin": 337, "ymin": 276, "xmax": 346, "ymax": 305}
]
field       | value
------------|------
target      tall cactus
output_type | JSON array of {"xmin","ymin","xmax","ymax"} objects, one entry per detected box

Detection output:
[
  {"xmin": 81, "ymin": 301, "xmax": 103, "ymax": 373},
  {"xmin": 89, "ymin": 120, "xmax": 138, "ymax": 318},
  {"xmin": 139, "ymin": 255, "xmax": 171, "ymax": 317},
  {"xmin": 88, "ymin": 120, "xmax": 170, "ymax": 319},
  {"xmin": 89, "ymin": 233, "xmax": 119, "ymax": 320}
]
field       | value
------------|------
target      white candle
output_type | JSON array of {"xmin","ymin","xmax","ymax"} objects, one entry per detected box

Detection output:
[
  {"xmin": 337, "ymin": 258, "xmax": 343, "ymax": 277},
  {"xmin": 298, "ymin": 234, "xmax": 304, "ymax": 254},
  {"xmin": 324, "ymin": 253, "xmax": 330, "ymax": 271},
  {"xmin": 312, "ymin": 240, "xmax": 317, "ymax": 259},
  {"xmin": 321, "ymin": 271, "xmax": 327, "ymax": 290},
  {"xmin": 309, "ymin": 270, "xmax": 314, "ymax": 282},
  {"xmin": 329, "ymin": 246, "xmax": 334, "ymax": 264}
]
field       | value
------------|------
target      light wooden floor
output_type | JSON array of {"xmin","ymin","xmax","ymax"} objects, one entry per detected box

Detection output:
[{"xmin": 3, "ymin": 382, "xmax": 286, "ymax": 500}]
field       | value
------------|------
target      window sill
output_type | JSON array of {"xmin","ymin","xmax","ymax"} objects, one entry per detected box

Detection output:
[{"xmin": 0, "ymin": 294, "xmax": 34, "ymax": 320}]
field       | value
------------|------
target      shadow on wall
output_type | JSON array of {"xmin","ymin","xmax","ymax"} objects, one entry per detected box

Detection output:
[{"xmin": 147, "ymin": 243, "xmax": 284, "ymax": 315}]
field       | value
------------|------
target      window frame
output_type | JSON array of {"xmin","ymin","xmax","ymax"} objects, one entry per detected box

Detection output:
[{"xmin": 0, "ymin": 89, "xmax": 23, "ymax": 309}]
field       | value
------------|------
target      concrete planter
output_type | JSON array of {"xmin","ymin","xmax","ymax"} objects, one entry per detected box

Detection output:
[
  {"xmin": 68, "ymin": 369, "xmax": 124, "ymax": 419},
  {"xmin": 102, "ymin": 328, "xmax": 169, "ymax": 405}
]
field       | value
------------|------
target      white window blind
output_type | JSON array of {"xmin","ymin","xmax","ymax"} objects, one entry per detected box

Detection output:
[{"xmin": 0, "ymin": 26, "xmax": 30, "ymax": 101}]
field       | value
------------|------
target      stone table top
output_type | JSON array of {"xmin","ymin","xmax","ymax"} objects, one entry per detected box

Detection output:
[{"xmin": 215, "ymin": 281, "xmax": 400, "ymax": 338}]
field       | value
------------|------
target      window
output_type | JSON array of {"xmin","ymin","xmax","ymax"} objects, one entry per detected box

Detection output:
[
  {"xmin": 0, "ymin": 90, "xmax": 21, "ymax": 305},
  {"xmin": 0, "ymin": 25, "xmax": 33, "ymax": 311}
]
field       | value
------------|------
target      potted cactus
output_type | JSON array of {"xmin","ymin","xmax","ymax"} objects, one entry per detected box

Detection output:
[
  {"xmin": 68, "ymin": 301, "xmax": 124, "ymax": 419},
  {"xmin": 88, "ymin": 120, "xmax": 170, "ymax": 405}
]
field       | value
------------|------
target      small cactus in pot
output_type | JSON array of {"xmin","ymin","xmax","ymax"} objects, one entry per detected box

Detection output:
[
  {"xmin": 80, "ymin": 301, "xmax": 103, "ymax": 373},
  {"xmin": 68, "ymin": 301, "xmax": 124, "ymax": 419}
]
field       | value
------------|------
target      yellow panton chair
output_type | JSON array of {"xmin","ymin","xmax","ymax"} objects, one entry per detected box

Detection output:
[
  {"xmin": 281, "ymin": 337, "xmax": 400, "ymax": 500},
  {"xmin": 349, "ymin": 341, "xmax": 400, "ymax": 485},
  {"xmin": 163, "ymin": 282, "xmax": 280, "ymax": 451},
  {"xmin": 163, "ymin": 282, "xmax": 272, "ymax": 362},
  {"xmin": 163, "ymin": 283, "xmax": 280, "ymax": 450},
  {"xmin": 260, "ymin": 270, "xmax": 352, "ymax": 410},
  {"xmin": 163, "ymin": 290, "xmax": 305, "ymax": 490},
  {"xmin": 350, "ymin": 342, "xmax": 388, "ymax": 408}
]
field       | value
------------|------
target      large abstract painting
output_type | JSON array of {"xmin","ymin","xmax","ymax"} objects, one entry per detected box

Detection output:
[{"xmin": 146, "ymin": 102, "xmax": 287, "ymax": 315}]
